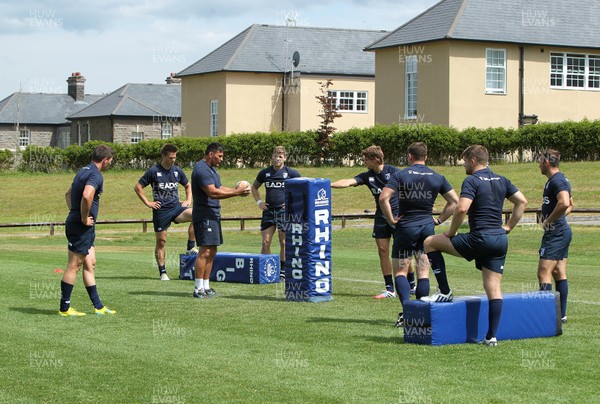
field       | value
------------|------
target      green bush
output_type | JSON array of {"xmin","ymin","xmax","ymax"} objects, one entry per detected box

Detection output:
[
  {"xmin": 10, "ymin": 119, "xmax": 600, "ymax": 172},
  {"xmin": 0, "ymin": 149, "xmax": 15, "ymax": 170},
  {"xmin": 18, "ymin": 146, "xmax": 65, "ymax": 173}
]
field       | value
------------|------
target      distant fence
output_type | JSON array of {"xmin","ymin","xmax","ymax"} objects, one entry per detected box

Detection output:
[{"xmin": 1, "ymin": 208, "xmax": 599, "ymax": 235}]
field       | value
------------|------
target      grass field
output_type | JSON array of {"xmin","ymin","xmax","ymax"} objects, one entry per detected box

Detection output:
[
  {"xmin": 1, "ymin": 162, "xmax": 600, "ymax": 223},
  {"xmin": 0, "ymin": 224, "xmax": 599, "ymax": 402},
  {"xmin": 1, "ymin": 164, "xmax": 599, "ymax": 402}
]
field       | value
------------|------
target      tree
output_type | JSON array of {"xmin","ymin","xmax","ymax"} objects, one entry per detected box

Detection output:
[{"xmin": 315, "ymin": 80, "xmax": 342, "ymax": 161}]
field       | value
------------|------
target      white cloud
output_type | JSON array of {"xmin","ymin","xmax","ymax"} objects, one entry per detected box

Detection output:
[{"xmin": 0, "ymin": 0, "xmax": 439, "ymax": 98}]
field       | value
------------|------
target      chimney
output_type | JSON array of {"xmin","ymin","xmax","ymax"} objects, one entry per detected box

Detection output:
[
  {"xmin": 67, "ymin": 72, "xmax": 85, "ymax": 101},
  {"xmin": 165, "ymin": 73, "xmax": 181, "ymax": 85}
]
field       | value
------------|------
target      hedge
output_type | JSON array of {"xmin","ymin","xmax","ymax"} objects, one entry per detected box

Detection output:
[{"xmin": 4, "ymin": 119, "xmax": 600, "ymax": 172}]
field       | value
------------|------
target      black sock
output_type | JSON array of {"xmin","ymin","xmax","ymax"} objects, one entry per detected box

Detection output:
[
  {"xmin": 428, "ymin": 251, "xmax": 450, "ymax": 294},
  {"xmin": 60, "ymin": 281, "xmax": 74, "ymax": 312},
  {"xmin": 187, "ymin": 240, "xmax": 195, "ymax": 251},
  {"xmin": 486, "ymin": 299, "xmax": 503, "ymax": 340},
  {"xmin": 280, "ymin": 261, "xmax": 285, "ymax": 276},
  {"xmin": 406, "ymin": 271, "xmax": 416, "ymax": 290},
  {"xmin": 555, "ymin": 279, "xmax": 568, "ymax": 318},
  {"xmin": 158, "ymin": 265, "xmax": 166, "ymax": 274},
  {"xmin": 416, "ymin": 278, "xmax": 430, "ymax": 300},
  {"xmin": 383, "ymin": 275, "xmax": 394, "ymax": 292},
  {"xmin": 539, "ymin": 282, "xmax": 552, "ymax": 291},
  {"xmin": 394, "ymin": 275, "xmax": 411, "ymax": 306},
  {"xmin": 85, "ymin": 285, "xmax": 103, "ymax": 310}
]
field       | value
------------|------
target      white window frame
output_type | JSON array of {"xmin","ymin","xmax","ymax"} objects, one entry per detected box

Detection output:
[
  {"xmin": 210, "ymin": 100, "xmax": 218, "ymax": 137},
  {"xmin": 327, "ymin": 90, "xmax": 368, "ymax": 113},
  {"xmin": 161, "ymin": 122, "xmax": 173, "ymax": 140},
  {"xmin": 131, "ymin": 131, "xmax": 144, "ymax": 144},
  {"xmin": 550, "ymin": 52, "xmax": 600, "ymax": 90},
  {"xmin": 19, "ymin": 128, "xmax": 31, "ymax": 148},
  {"xmin": 485, "ymin": 48, "xmax": 507, "ymax": 94},
  {"xmin": 405, "ymin": 55, "xmax": 418, "ymax": 120}
]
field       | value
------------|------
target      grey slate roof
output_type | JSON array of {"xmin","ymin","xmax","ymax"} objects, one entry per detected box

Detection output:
[
  {"xmin": 69, "ymin": 83, "xmax": 181, "ymax": 119},
  {"xmin": 0, "ymin": 93, "xmax": 104, "ymax": 125},
  {"xmin": 177, "ymin": 24, "xmax": 388, "ymax": 77},
  {"xmin": 367, "ymin": 0, "xmax": 600, "ymax": 50}
]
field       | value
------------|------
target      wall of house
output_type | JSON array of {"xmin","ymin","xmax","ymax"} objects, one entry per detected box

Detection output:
[
  {"xmin": 374, "ymin": 43, "xmax": 451, "ymax": 128},
  {"xmin": 181, "ymin": 73, "xmax": 227, "ymax": 137},
  {"xmin": 448, "ymin": 41, "xmax": 521, "ymax": 129},
  {"xmin": 413, "ymin": 42, "xmax": 450, "ymax": 127},
  {"xmin": 297, "ymin": 75, "xmax": 376, "ymax": 132},
  {"xmin": 374, "ymin": 47, "xmax": 404, "ymax": 126},
  {"xmin": 523, "ymin": 45, "xmax": 600, "ymax": 123},
  {"xmin": 225, "ymin": 72, "xmax": 284, "ymax": 134},
  {"xmin": 112, "ymin": 118, "xmax": 183, "ymax": 144},
  {"xmin": 0, "ymin": 125, "xmax": 56, "ymax": 151},
  {"xmin": 69, "ymin": 118, "xmax": 113, "ymax": 145},
  {"xmin": 0, "ymin": 127, "xmax": 21, "ymax": 150}
]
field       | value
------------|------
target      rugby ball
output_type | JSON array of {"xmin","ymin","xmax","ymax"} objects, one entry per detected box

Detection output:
[{"xmin": 236, "ymin": 180, "xmax": 250, "ymax": 189}]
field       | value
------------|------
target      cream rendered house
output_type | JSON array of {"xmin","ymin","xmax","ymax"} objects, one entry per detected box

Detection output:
[
  {"xmin": 366, "ymin": 0, "xmax": 600, "ymax": 129},
  {"xmin": 176, "ymin": 24, "xmax": 388, "ymax": 137}
]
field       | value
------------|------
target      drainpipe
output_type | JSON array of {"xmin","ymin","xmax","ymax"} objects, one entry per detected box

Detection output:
[
  {"xmin": 518, "ymin": 46, "xmax": 538, "ymax": 126},
  {"xmin": 281, "ymin": 73, "xmax": 286, "ymax": 131},
  {"xmin": 519, "ymin": 46, "xmax": 524, "ymax": 127}
]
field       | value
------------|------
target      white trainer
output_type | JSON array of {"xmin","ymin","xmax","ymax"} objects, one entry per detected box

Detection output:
[
  {"xmin": 420, "ymin": 289, "xmax": 453, "ymax": 302},
  {"xmin": 160, "ymin": 272, "xmax": 170, "ymax": 281},
  {"xmin": 480, "ymin": 337, "xmax": 498, "ymax": 346}
]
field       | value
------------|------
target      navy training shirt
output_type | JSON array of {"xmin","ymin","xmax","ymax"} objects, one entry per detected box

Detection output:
[
  {"xmin": 460, "ymin": 167, "xmax": 519, "ymax": 235},
  {"xmin": 255, "ymin": 165, "xmax": 301, "ymax": 209},
  {"xmin": 138, "ymin": 163, "xmax": 189, "ymax": 209},
  {"xmin": 66, "ymin": 163, "xmax": 104, "ymax": 223},
  {"xmin": 541, "ymin": 171, "xmax": 571, "ymax": 232},
  {"xmin": 354, "ymin": 164, "xmax": 400, "ymax": 215},
  {"xmin": 385, "ymin": 164, "xmax": 453, "ymax": 227},
  {"xmin": 192, "ymin": 159, "xmax": 221, "ymax": 220}
]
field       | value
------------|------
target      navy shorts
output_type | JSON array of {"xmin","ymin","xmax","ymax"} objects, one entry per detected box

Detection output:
[
  {"xmin": 372, "ymin": 215, "xmax": 394, "ymax": 239},
  {"xmin": 392, "ymin": 222, "xmax": 435, "ymax": 259},
  {"xmin": 260, "ymin": 207, "xmax": 286, "ymax": 231},
  {"xmin": 153, "ymin": 205, "xmax": 190, "ymax": 232},
  {"xmin": 65, "ymin": 221, "xmax": 95, "ymax": 255},
  {"xmin": 193, "ymin": 218, "xmax": 223, "ymax": 247},
  {"xmin": 451, "ymin": 232, "xmax": 508, "ymax": 274},
  {"xmin": 540, "ymin": 226, "xmax": 572, "ymax": 260}
]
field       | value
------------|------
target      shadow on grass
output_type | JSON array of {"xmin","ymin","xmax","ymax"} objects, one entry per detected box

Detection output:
[
  {"xmin": 328, "ymin": 292, "xmax": 373, "ymax": 298},
  {"xmin": 364, "ymin": 335, "xmax": 406, "ymax": 344},
  {"xmin": 128, "ymin": 291, "xmax": 191, "ymax": 297},
  {"xmin": 306, "ymin": 316, "xmax": 390, "ymax": 327},
  {"xmin": 96, "ymin": 275, "xmax": 155, "ymax": 280},
  {"xmin": 221, "ymin": 295, "xmax": 283, "ymax": 302},
  {"xmin": 10, "ymin": 307, "xmax": 57, "ymax": 316}
]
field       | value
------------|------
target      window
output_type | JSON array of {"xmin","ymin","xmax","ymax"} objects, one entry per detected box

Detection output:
[
  {"xmin": 161, "ymin": 122, "xmax": 173, "ymax": 140},
  {"xmin": 210, "ymin": 100, "xmax": 218, "ymax": 137},
  {"xmin": 486, "ymin": 48, "xmax": 506, "ymax": 94},
  {"xmin": 327, "ymin": 90, "xmax": 368, "ymax": 113},
  {"xmin": 550, "ymin": 54, "xmax": 563, "ymax": 87},
  {"xmin": 550, "ymin": 52, "xmax": 600, "ymax": 90},
  {"xmin": 19, "ymin": 128, "xmax": 30, "ymax": 147},
  {"xmin": 405, "ymin": 55, "xmax": 418, "ymax": 119},
  {"xmin": 131, "ymin": 131, "xmax": 144, "ymax": 144},
  {"xmin": 588, "ymin": 55, "xmax": 600, "ymax": 89},
  {"xmin": 566, "ymin": 54, "xmax": 585, "ymax": 88}
]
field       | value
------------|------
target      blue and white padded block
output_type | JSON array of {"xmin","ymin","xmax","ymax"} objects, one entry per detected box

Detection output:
[
  {"xmin": 403, "ymin": 292, "xmax": 562, "ymax": 345},
  {"xmin": 284, "ymin": 177, "xmax": 333, "ymax": 302},
  {"xmin": 179, "ymin": 253, "xmax": 280, "ymax": 284}
]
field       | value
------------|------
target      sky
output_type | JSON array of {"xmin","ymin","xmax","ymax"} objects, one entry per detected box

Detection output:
[{"xmin": 0, "ymin": 0, "xmax": 440, "ymax": 98}]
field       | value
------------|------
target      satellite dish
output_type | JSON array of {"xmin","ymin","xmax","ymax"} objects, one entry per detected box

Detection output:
[{"xmin": 292, "ymin": 51, "xmax": 300, "ymax": 68}]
